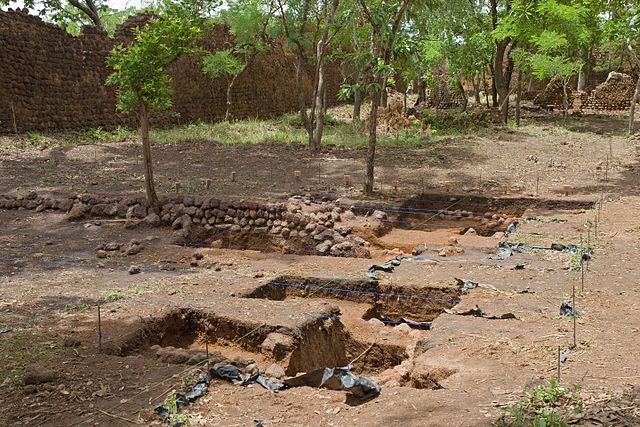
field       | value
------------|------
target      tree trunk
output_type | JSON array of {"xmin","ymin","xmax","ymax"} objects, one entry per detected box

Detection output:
[
  {"xmin": 364, "ymin": 87, "xmax": 381, "ymax": 194},
  {"xmin": 472, "ymin": 74, "xmax": 481, "ymax": 104},
  {"xmin": 224, "ymin": 56, "xmax": 255, "ymax": 122},
  {"xmin": 295, "ymin": 56, "xmax": 310, "ymax": 134},
  {"xmin": 353, "ymin": 90, "xmax": 362, "ymax": 123},
  {"xmin": 312, "ymin": 60, "xmax": 326, "ymax": 150},
  {"xmin": 139, "ymin": 102, "xmax": 159, "ymax": 213},
  {"xmin": 629, "ymin": 75, "xmax": 640, "ymax": 135},
  {"xmin": 562, "ymin": 77, "xmax": 570, "ymax": 117},
  {"xmin": 380, "ymin": 87, "xmax": 388, "ymax": 108},
  {"xmin": 483, "ymin": 68, "xmax": 490, "ymax": 107},
  {"xmin": 458, "ymin": 79, "xmax": 468, "ymax": 112},
  {"xmin": 69, "ymin": 0, "xmax": 103, "ymax": 29},
  {"xmin": 418, "ymin": 78, "xmax": 427, "ymax": 104},
  {"xmin": 494, "ymin": 38, "xmax": 514, "ymax": 124},
  {"xmin": 515, "ymin": 68, "xmax": 522, "ymax": 126}
]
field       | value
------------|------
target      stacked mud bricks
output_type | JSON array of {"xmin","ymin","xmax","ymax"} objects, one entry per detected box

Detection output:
[{"xmin": 0, "ymin": 9, "xmax": 342, "ymax": 133}]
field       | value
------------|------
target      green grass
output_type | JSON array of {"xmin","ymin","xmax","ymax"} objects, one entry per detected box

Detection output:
[
  {"xmin": 2, "ymin": 112, "xmax": 438, "ymax": 150},
  {"xmin": 495, "ymin": 379, "xmax": 583, "ymax": 427},
  {"xmin": 0, "ymin": 329, "xmax": 61, "ymax": 388},
  {"xmin": 105, "ymin": 289, "xmax": 126, "ymax": 302}
]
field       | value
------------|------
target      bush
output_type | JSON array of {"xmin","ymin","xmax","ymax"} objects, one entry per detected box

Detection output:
[{"xmin": 420, "ymin": 107, "xmax": 492, "ymax": 134}]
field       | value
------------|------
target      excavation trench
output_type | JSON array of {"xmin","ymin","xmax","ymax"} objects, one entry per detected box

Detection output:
[
  {"xmin": 243, "ymin": 276, "xmax": 464, "ymax": 375},
  {"xmin": 102, "ymin": 304, "xmax": 416, "ymax": 377},
  {"xmin": 351, "ymin": 193, "xmax": 594, "ymax": 237}
]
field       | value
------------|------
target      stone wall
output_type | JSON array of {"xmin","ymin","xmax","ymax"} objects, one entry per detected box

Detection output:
[
  {"xmin": 0, "ymin": 10, "xmax": 342, "ymax": 133},
  {"xmin": 533, "ymin": 72, "xmax": 638, "ymax": 112},
  {"xmin": 0, "ymin": 192, "xmax": 370, "ymax": 258}
]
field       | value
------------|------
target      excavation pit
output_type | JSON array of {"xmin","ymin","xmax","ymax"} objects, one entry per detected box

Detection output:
[
  {"xmin": 245, "ymin": 275, "xmax": 462, "ymax": 327},
  {"xmin": 100, "ymin": 303, "xmax": 414, "ymax": 377}
]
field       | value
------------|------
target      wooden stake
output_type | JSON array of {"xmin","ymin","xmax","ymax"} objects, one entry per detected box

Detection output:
[
  {"xmin": 392, "ymin": 180, "xmax": 400, "ymax": 192},
  {"xmin": 204, "ymin": 179, "xmax": 211, "ymax": 190},
  {"xmin": 174, "ymin": 182, "xmax": 181, "ymax": 193},
  {"xmin": 536, "ymin": 171, "xmax": 540, "ymax": 196},
  {"xmin": 572, "ymin": 281, "xmax": 577, "ymax": 348},
  {"xmin": 97, "ymin": 304, "xmax": 102, "ymax": 353},
  {"xmin": 204, "ymin": 326, "xmax": 210, "ymax": 372},
  {"xmin": 604, "ymin": 154, "xmax": 609, "ymax": 182},
  {"xmin": 557, "ymin": 346, "xmax": 561, "ymax": 382},
  {"xmin": 10, "ymin": 101, "xmax": 18, "ymax": 134},
  {"xmin": 343, "ymin": 174, "xmax": 352, "ymax": 187},
  {"xmin": 581, "ymin": 258, "xmax": 585, "ymax": 293},
  {"xmin": 293, "ymin": 170, "xmax": 301, "ymax": 181},
  {"xmin": 231, "ymin": 171, "xmax": 236, "ymax": 182}
]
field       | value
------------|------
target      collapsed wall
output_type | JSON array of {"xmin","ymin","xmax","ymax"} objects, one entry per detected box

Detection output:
[
  {"xmin": 534, "ymin": 72, "xmax": 638, "ymax": 112},
  {"xmin": 0, "ymin": 9, "xmax": 341, "ymax": 133},
  {"xmin": 581, "ymin": 72, "xmax": 637, "ymax": 112}
]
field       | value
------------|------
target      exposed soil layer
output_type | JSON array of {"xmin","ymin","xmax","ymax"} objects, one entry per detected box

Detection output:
[{"xmin": 246, "ymin": 275, "xmax": 462, "ymax": 325}]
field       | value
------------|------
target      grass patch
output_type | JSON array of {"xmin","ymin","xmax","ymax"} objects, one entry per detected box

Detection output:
[
  {"xmin": 496, "ymin": 379, "xmax": 583, "ymax": 427},
  {"xmin": 2, "ymin": 111, "xmax": 440, "ymax": 150},
  {"xmin": 105, "ymin": 289, "xmax": 126, "ymax": 302},
  {"xmin": 0, "ymin": 329, "xmax": 61, "ymax": 388}
]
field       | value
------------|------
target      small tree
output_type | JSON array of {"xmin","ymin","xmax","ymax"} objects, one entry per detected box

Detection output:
[
  {"xmin": 106, "ymin": 0, "xmax": 208, "ymax": 211},
  {"xmin": 201, "ymin": 0, "xmax": 276, "ymax": 122},
  {"xmin": 357, "ymin": 0, "xmax": 411, "ymax": 194}
]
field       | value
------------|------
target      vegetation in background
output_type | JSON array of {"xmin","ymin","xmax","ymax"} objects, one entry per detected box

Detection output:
[{"xmin": 106, "ymin": 0, "xmax": 213, "ymax": 211}]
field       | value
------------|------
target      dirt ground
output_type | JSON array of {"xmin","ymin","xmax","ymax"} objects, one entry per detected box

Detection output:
[{"xmin": 1, "ymin": 112, "xmax": 640, "ymax": 426}]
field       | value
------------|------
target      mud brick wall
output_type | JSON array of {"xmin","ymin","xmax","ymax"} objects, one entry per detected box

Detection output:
[
  {"xmin": 0, "ymin": 10, "xmax": 132, "ymax": 132},
  {"xmin": 581, "ymin": 72, "xmax": 637, "ymax": 112},
  {"xmin": 0, "ymin": 10, "xmax": 342, "ymax": 133}
]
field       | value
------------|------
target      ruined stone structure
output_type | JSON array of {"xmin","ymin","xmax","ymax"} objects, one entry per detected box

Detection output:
[
  {"xmin": 533, "ymin": 72, "xmax": 638, "ymax": 112},
  {"xmin": 0, "ymin": 10, "xmax": 341, "ymax": 133}
]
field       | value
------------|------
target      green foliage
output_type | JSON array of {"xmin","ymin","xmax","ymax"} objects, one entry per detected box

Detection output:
[
  {"xmin": 52, "ymin": 5, "xmax": 140, "ymax": 36},
  {"xmin": 496, "ymin": 379, "xmax": 583, "ymax": 427},
  {"xmin": 105, "ymin": 289, "xmax": 126, "ymax": 302},
  {"xmin": 201, "ymin": 50, "xmax": 243, "ymax": 79},
  {"xmin": 162, "ymin": 390, "xmax": 189, "ymax": 426},
  {"xmin": 105, "ymin": 0, "xmax": 208, "ymax": 113},
  {"xmin": 421, "ymin": 108, "xmax": 492, "ymax": 134}
]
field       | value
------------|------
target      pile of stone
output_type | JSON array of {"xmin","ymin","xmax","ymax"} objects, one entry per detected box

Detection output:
[
  {"xmin": 533, "ymin": 75, "xmax": 574, "ymax": 110},
  {"xmin": 582, "ymin": 72, "xmax": 636, "ymax": 112},
  {"xmin": 0, "ymin": 192, "xmax": 370, "ymax": 258}
]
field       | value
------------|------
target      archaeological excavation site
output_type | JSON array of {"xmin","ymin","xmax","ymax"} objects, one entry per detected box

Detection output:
[{"xmin": 2, "ymin": 2, "xmax": 640, "ymax": 427}]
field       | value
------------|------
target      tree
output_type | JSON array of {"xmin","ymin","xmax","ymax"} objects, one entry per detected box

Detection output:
[
  {"xmin": 274, "ymin": 0, "xmax": 342, "ymax": 152},
  {"xmin": 106, "ymin": 0, "xmax": 210, "ymax": 211},
  {"xmin": 201, "ymin": 0, "xmax": 276, "ymax": 121},
  {"xmin": 2, "ymin": 0, "xmax": 106, "ymax": 29},
  {"xmin": 356, "ymin": 0, "xmax": 412, "ymax": 194}
]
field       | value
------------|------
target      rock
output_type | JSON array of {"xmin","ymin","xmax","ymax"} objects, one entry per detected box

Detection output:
[
  {"xmin": 126, "ymin": 204, "xmax": 147, "ymax": 219},
  {"xmin": 412, "ymin": 242, "xmax": 427, "ymax": 256},
  {"xmin": 464, "ymin": 228, "xmax": 477, "ymax": 236},
  {"xmin": 103, "ymin": 242, "xmax": 120, "ymax": 251},
  {"xmin": 438, "ymin": 246, "xmax": 464, "ymax": 257},
  {"xmin": 128, "ymin": 265, "xmax": 141, "ymax": 275},
  {"xmin": 261, "ymin": 333, "xmax": 294, "ymax": 360},
  {"xmin": 23, "ymin": 366, "xmax": 57, "ymax": 385},
  {"xmin": 96, "ymin": 250, "xmax": 108, "ymax": 259},
  {"xmin": 371, "ymin": 210, "xmax": 387, "ymax": 221},
  {"xmin": 67, "ymin": 204, "xmax": 88, "ymax": 220},
  {"xmin": 316, "ymin": 240, "xmax": 333, "ymax": 254},
  {"xmin": 265, "ymin": 363, "xmax": 286, "ymax": 380},
  {"xmin": 123, "ymin": 240, "xmax": 144, "ymax": 256},
  {"xmin": 447, "ymin": 236, "xmax": 459, "ymax": 245},
  {"xmin": 144, "ymin": 213, "xmax": 161, "ymax": 226}
]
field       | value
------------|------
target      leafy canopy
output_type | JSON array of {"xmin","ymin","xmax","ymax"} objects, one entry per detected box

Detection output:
[{"xmin": 105, "ymin": 0, "xmax": 209, "ymax": 113}]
